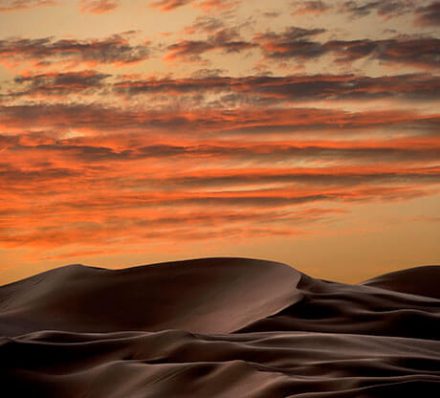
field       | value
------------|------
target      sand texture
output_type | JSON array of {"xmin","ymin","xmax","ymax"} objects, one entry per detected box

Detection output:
[{"xmin": 1, "ymin": 258, "xmax": 439, "ymax": 397}]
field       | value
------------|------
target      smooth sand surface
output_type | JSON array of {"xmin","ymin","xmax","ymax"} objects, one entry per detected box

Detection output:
[{"xmin": 1, "ymin": 258, "xmax": 439, "ymax": 397}]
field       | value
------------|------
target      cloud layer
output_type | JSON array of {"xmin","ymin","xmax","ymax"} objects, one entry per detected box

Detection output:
[{"xmin": 0, "ymin": 0, "xmax": 438, "ymax": 269}]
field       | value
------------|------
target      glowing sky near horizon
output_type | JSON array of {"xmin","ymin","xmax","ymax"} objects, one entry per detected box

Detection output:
[{"xmin": 0, "ymin": 0, "xmax": 439, "ymax": 283}]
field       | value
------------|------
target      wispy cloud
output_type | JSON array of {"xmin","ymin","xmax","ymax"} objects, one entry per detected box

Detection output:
[
  {"xmin": 257, "ymin": 29, "xmax": 440, "ymax": 69},
  {"xmin": 150, "ymin": 0, "xmax": 193, "ymax": 11},
  {"xmin": 291, "ymin": 1, "xmax": 331, "ymax": 15},
  {"xmin": 0, "ymin": 0, "xmax": 56, "ymax": 12},
  {"xmin": 113, "ymin": 73, "xmax": 440, "ymax": 103},
  {"xmin": 79, "ymin": 0, "xmax": 119, "ymax": 14},
  {"xmin": 0, "ymin": 35, "xmax": 149, "ymax": 68},
  {"xmin": 339, "ymin": 0, "xmax": 413, "ymax": 18},
  {"xmin": 415, "ymin": 1, "xmax": 440, "ymax": 26},
  {"xmin": 165, "ymin": 28, "xmax": 255, "ymax": 62},
  {"xmin": 2, "ymin": 103, "xmax": 438, "ymax": 135},
  {"xmin": 151, "ymin": 0, "xmax": 237, "ymax": 12},
  {"xmin": 12, "ymin": 70, "xmax": 110, "ymax": 96},
  {"xmin": 291, "ymin": 1, "xmax": 415, "ymax": 19}
]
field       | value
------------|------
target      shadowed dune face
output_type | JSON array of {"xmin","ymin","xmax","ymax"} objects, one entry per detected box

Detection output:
[
  {"xmin": 362, "ymin": 265, "xmax": 440, "ymax": 299},
  {"xmin": 2, "ymin": 329, "xmax": 440, "ymax": 398},
  {"xmin": 239, "ymin": 273, "xmax": 440, "ymax": 340},
  {"xmin": 1, "ymin": 258, "xmax": 439, "ymax": 397},
  {"xmin": 0, "ymin": 258, "xmax": 301, "ymax": 336}
]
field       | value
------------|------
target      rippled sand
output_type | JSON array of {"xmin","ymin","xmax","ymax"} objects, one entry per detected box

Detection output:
[{"xmin": 1, "ymin": 258, "xmax": 439, "ymax": 397}]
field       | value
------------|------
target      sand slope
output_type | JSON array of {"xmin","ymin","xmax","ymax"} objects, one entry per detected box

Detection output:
[
  {"xmin": 362, "ymin": 265, "xmax": 440, "ymax": 299},
  {"xmin": 1, "ymin": 258, "xmax": 439, "ymax": 397},
  {"xmin": 0, "ymin": 258, "xmax": 301, "ymax": 336}
]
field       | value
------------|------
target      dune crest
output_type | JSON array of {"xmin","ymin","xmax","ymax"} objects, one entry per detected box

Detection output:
[
  {"xmin": 1, "ymin": 258, "xmax": 439, "ymax": 397},
  {"xmin": 362, "ymin": 265, "xmax": 440, "ymax": 299},
  {"xmin": 0, "ymin": 258, "xmax": 302, "ymax": 336}
]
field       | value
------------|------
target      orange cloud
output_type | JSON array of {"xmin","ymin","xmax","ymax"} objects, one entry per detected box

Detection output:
[
  {"xmin": 1, "ymin": 117, "xmax": 438, "ymax": 253},
  {"xmin": 197, "ymin": 0, "xmax": 238, "ymax": 11},
  {"xmin": 1, "ymin": 103, "xmax": 438, "ymax": 137},
  {"xmin": 0, "ymin": 0, "xmax": 56, "ymax": 12},
  {"xmin": 0, "ymin": 0, "xmax": 439, "ymax": 275},
  {"xmin": 150, "ymin": 0, "xmax": 193, "ymax": 11},
  {"xmin": 151, "ymin": 0, "xmax": 237, "ymax": 12},
  {"xmin": 291, "ymin": 1, "xmax": 331, "ymax": 15},
  {"xmin": 79, "ymin": 0, "xmax": 119, "ymax": 14}
]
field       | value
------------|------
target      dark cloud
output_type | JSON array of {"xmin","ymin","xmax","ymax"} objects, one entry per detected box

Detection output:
[
  {"xmin": 325, "ymin": 38, "xmax": 440, "ymax": 69},
  {"xmin": 0, "ymin": 35, "xmax": 149, "ymax": 66},
  {"xmin": 291, "ymin": 0, "xmax": 439, "ymax": 24},
  {"xmin": 46, "ymin": 190, "xmax": 336, "ymax": 209},
  {"xmin": 0, "ymin": 163, "xmax": 79, "ymax": 183},
  {"xmin": 256, "ymin": 27, "xmax": 330, "ymax": 59},
  {"xmin": 2, "ymin": 103, "xmax": 438, "ymax": 135},
  {"xmin": 291, "ymin": 0, "xmax": 414, "ymax": 18},
  {"xmin": 172, "ymin": 194, "xmax": 332, "ymax": 208},
  {"xmin": 191, "ymin": 68, "xmax": 226, "ymax": 77},
  {"xmin": 114, "ymin": 73, "xmax": 440, "ymax": 102},
  {"xmin": 339, "ymin": 1, "xmax": 412, "ymax": 18},
  {"xmin": 166, "ymin": 28, "xmax": 256, "ymax": 61},
  {"xmin": 258, "ymin": 26, "xmax": 326, "ymax": 42},
  {"xmin": 185, "ymin": 16, "xmax": 226, "ymax": 35},
  {"xmin": 258, "ymin": 30, "xmax": 440, "ymax": 69},
  {"xmin": 291, "ymin": 1, "xmax": 331, "ymax": 15},
  {"xmin": 415, "ymin": 1, "xmax": 440, "ymax": 26},
  {"xmin": 4, "ymin": 133, "xmax": 439, "ymax": 164},
  {"xmin": 167, "ymin": 26, "xmax": 327, "ymax": 62},
  {"xmin": 13, "ymin": 70, "xmax": 110, "ymax": 96}
]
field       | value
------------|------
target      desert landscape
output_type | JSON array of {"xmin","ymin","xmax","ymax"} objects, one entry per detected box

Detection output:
[
  {"xmin": 1, "ymin": 258, "xmax": 439, "ymax": 397},
  {"xmin": 1, "ymin": 1, "xmax": 439, "ymax": 396}
]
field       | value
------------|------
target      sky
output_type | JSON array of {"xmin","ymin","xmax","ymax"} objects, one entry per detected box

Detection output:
[{"xmin": 0, "ymin": 0, "xmax": 439, "ymax": 284}]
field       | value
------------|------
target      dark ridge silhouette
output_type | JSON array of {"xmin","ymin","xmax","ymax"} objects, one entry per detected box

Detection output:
[
  {"xmin": 1, "ymin": 258, "xmax": 439, "ymax": 397},
  {"xmin": 362, "ymin": 265, "xmax": 440, "ymax": 299}
]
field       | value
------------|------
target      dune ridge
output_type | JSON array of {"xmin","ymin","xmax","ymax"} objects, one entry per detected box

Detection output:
[
  {"xmin": 1, "ymin": 258, "xmax": 439, "ymax": 397},
  {"xmin": 0, "ymin": 258, "xmax": 302, "ymax": 336}
]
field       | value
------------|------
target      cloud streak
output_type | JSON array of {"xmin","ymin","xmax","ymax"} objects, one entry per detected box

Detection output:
[
  {"xmin": 0, "ymin": 35, "xmax": 149, "ymax": 68},
  {"xmin": 12, "ymin": 70, "xmax": 110, "ymax": 96},
  {"xmin": 0, "ymin": 0, "xmax": 56, "ymax": 12},
  {"xmin": 151, "ymin": 0, "xmax": 237, "ymax": 12},
  {"xmin": 415, "ymin": 1, "xmax": 440, "ymax": 26},
  {"xmin": 79, "ymin": 0, "xmax": 119, "ymax": 14},
  {"xmin": 257, "ymin": 29, "xmax": 440, "ymax": 69},
  {"xmin": 1, "ymin": 103, "xmax": 438, "ymax": 136},
  {"xmin": 165, "ymin": 28, "xmax": 256, "ymax": 61},
  {"xmin": 339, "ymin": 0, "xmax": 413, "ymax": 18},
  {"xmin": 114, "ymin": 73, "xmax": 440, "ymax": 102}
]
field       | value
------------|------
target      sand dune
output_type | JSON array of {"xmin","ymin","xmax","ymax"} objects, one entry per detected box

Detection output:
[
  {"xmin": 1, "ymin": 258, "xmax": 439, "ymax": 397},
  {"xmin": 362, "ymin": 265, "xmax": 440, "ymax": 299},
  {"xmin": 0, "ymin": 258, "xmax": 301, "ymax": 336}
]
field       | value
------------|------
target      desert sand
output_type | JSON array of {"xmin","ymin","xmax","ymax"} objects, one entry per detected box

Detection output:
[{"xmin": 1, "ymin": 258, "xmax": 439, "ymax": 397}]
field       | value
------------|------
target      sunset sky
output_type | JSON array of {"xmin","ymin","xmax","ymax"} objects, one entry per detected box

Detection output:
[{"xmin": 0, "ymin": 0, "xmax": 439, "ymax": 283}]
